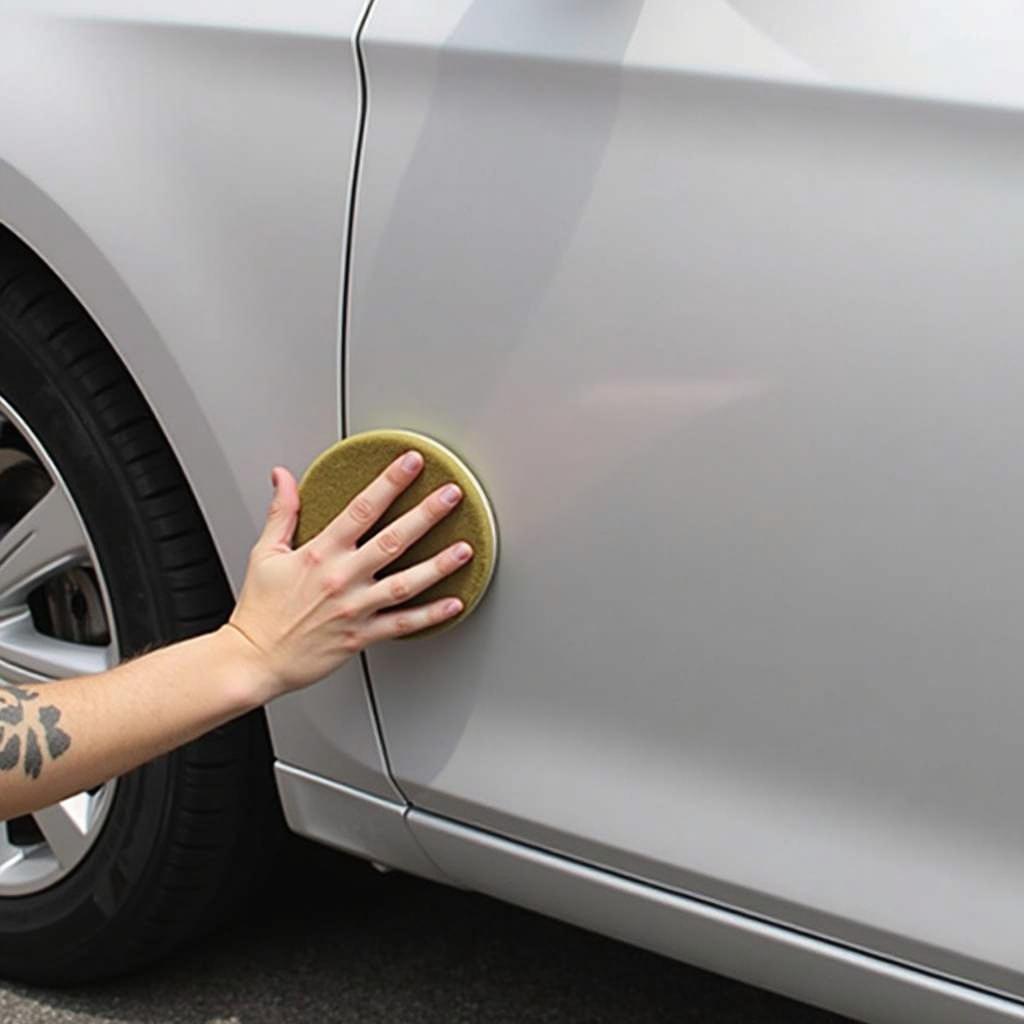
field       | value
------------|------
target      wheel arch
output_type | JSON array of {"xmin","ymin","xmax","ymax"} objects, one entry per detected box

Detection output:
[{"xmin": 0, "ymin": 168, "xmax": 251, "ymax": 594}]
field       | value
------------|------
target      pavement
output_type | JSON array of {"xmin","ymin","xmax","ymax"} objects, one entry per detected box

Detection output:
[{"xmin": 0, "ymin": 838, "xmax": 853, "ymax": 1024}]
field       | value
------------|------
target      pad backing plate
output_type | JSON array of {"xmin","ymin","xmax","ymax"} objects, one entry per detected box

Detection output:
[{"xmin": 294, "ymin": 429, "xmax": 498, "ymax": 640}]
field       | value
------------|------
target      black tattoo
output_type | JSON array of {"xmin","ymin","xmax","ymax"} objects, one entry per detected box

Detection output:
[
  {"xmin": 0, "ymin": 680, "xmax": 71, "ymax": 779},
  {"xmin": 0, "ymin": 733, "xmax": 19, "ymax": 771},
  {"xmin": 38, "ymin": 705, "xmax": 71, "ymax": 759},
  {"xmin": 24, "ymin": 727, "xmax": 41, "ymax": 779}
]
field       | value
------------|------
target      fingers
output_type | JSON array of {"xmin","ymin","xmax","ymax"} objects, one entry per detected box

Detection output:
[
  {"xmin": 316, "ymin": 449, "xmax": 425, "ymax": 548},
  {"xmin": 360, "ymin": 595, "xmax": 464, "ymax": 646},
  {"xmin": 351, "ymin": 481, "xmax": 463, "ymax": 576},
  {"xmin": 363, "ymin": 540, "xmax": 474, "ymax": 612},
  {"xmin": 255, "ymin": 467, "xmax": 300, "ymax": 552}
]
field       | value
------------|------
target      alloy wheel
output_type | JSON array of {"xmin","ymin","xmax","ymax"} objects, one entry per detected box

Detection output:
[{"xmin": 0, "ymin": 396, "xmax": 118, "ymax": 895}]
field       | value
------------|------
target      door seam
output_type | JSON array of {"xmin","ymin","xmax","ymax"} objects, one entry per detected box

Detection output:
[{"xmin": 337, "ymin": 0, "xmax": 411, "ymax": 805}]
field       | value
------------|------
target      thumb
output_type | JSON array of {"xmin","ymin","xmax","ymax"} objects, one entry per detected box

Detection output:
[{"xmin": 257, "ymin": 466, "xmax": 300, "ymax": 551}]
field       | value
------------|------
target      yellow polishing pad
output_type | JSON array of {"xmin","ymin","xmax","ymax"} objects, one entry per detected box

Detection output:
[{"xmin": 293, "ymin": 428, "xmax": 498, "ymax": 640}]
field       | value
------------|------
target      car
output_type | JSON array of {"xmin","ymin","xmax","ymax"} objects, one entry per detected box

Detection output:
[{"xmin": 1, "ymin": 2, "xmax": 1022, "ymax": 1021}]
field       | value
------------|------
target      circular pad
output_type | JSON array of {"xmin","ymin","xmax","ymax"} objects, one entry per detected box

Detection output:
[{"xmin": 293, "ymin": 428, "xmax": 498, "ymax": 640}]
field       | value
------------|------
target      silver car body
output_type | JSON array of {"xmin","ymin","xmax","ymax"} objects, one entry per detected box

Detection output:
[{"xmin": 2, "ymin": 3, "xmax": 1024, "ymax": 1021}]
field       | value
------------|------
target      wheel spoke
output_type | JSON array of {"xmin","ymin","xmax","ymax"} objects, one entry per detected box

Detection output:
[
  {"xmin": 0, "ymin": 820, "xmax": 22, "ymax": 871},
  {"xmin": 0, "ymin": 609, "xmax": 112, "ymax": 684},
  {"xmin": 56, "ymin": 791, "xmax": 93, "ymax": 833},
  {"xmin": 0, "ymin": 485, "xmax": 89, "ymax": 610},
  {"xmin": 32, "ymin": 802, "xmax": 91, "ymax": 869}
]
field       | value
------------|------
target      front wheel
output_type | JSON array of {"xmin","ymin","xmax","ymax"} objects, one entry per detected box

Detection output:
[{"xmin": 0, "ymin": 228, "xmax": 285, "ymax": 985}]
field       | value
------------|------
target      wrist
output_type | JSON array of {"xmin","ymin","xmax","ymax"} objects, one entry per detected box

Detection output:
[{"xmin": 210, "ymin": 622, "xmax": 282, "ymax": 710}]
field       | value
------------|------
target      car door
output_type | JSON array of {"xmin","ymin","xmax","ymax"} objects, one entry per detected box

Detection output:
[{"xmin": 348, "ymin": 0, "xmax": 1024, "ymax": 997}]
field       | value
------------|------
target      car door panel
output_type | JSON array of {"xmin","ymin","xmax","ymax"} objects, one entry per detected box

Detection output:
[{"xmin": 350, "ymin": 0, "xmax": 1024, "ymax": 995}]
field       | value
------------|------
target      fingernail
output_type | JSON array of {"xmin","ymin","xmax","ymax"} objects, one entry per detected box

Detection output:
[
  {"xmin": 445, "ymin": 599, "xmax": 462, "ymax": 615},
  {"xmin": 441, "ymin": 483, "xmax": 462, "ymax": 505},
  {"xmin": 402, "ymin": 451, "xmax": 422, "ymax": 472},
  {"xmin": 454, "ymin": 542, "xmax": 472, "ymax": 561},
  {"xmin": 270, "ymin": 468, "xmax": 279, "ymax": 489}
]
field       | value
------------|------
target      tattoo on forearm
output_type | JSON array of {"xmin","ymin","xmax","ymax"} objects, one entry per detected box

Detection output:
[{"xmin": 0, "ymin": 681, "xmax": 71, "ymax": 779}]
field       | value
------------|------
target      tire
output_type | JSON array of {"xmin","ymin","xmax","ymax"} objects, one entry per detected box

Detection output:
[{"xmin": 0, "ymin": 227, "xmax": 287, "ymax": 985}]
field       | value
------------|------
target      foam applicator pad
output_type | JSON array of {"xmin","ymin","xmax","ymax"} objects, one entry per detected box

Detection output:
[{"xmin": 293, "ymin": 428, "xmax": 498, "ymax": 640}]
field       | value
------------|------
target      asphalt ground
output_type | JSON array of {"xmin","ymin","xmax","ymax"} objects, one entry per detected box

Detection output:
[{"xmin": 0, "ymin": 837, "xmax": 854, "ymax": 1024}]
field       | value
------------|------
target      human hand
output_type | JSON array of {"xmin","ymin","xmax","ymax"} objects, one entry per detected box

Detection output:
[{"xmin": 225, "ymin": 450, "xmax": 473, "ymax": 699}]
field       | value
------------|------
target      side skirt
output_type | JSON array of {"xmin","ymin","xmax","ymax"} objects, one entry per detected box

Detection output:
[{"xmin": 276, "ymin": 763, "xmax": 1024, "ymax": 1024}]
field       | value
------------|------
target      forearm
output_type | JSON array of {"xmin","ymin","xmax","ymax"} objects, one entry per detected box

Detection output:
[{"xmin": 0, "ymin": 625, "xmax": 276, "ymax": 820}]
